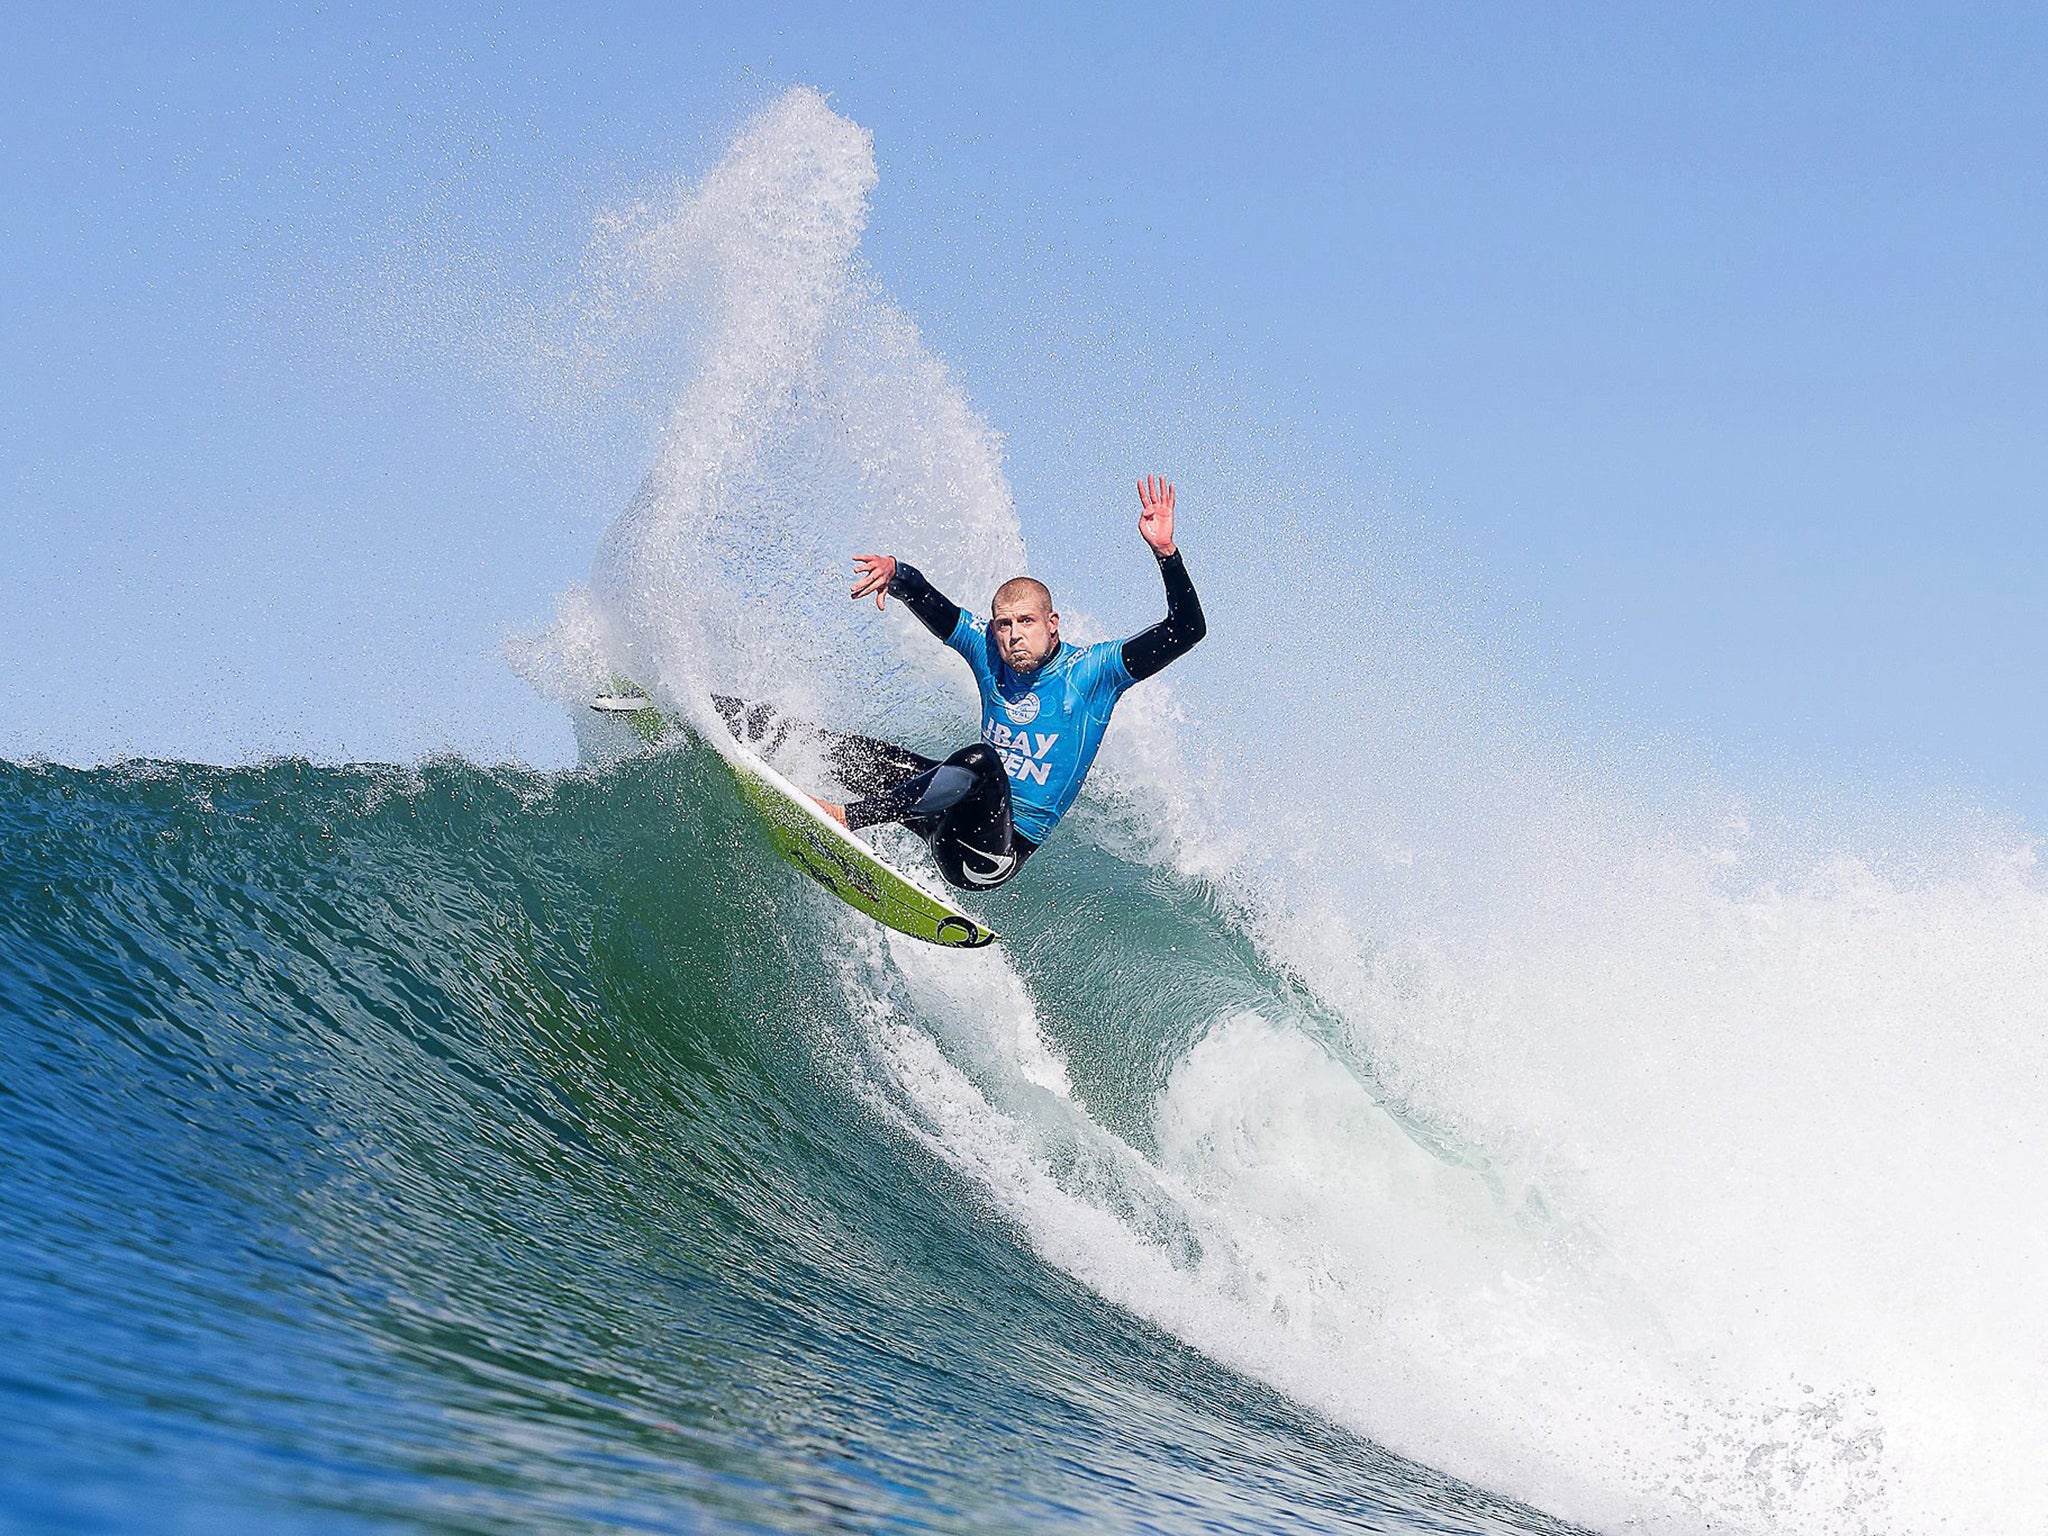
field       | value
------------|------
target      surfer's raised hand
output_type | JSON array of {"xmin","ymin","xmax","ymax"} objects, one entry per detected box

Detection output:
[
  {"xmin": 851, "ymin": 554, "xmax": 898, "ymax": 610},
  {"xmin": 1137, "ymin": 475, "xmax": 1177, "ymax": 557}
]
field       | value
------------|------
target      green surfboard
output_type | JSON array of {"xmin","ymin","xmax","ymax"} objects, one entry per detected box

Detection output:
[{"xmin": 590, "ymin": 690, "xmax": 998, "ymax": 950}]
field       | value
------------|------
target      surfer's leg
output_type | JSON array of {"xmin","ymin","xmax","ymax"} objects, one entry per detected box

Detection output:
[
  {"xmin": 843, "ymin": 744, "xmax": 1033, "ymax": 888},
  {"xmin": 843, "ymin": 751, "xmax": 979, "ymax": 833},
  {"xmin": 926, "ymin": 746, "xmax": 1033, "ymax": 891},
  {"xmin": 823, "ymin": 730, "xmax": 939, "ymax": 798}
]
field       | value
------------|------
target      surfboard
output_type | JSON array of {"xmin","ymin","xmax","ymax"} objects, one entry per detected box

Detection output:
[{"xmin": 589, "ymin": 689, "xmax": 998, "ymax": 950}]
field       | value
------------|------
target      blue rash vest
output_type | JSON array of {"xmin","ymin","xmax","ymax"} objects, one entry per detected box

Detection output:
[
  {"xmin": 943, "ymin": 614, "xmax": 1136, "ymax": 846},
  {"xmin": 871, "ymin": 551, "xmax": 1204, "ymax": 854}
]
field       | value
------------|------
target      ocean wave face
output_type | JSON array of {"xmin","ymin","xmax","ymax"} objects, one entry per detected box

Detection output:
[
  {"xmin": 9, "ymin": 85, "xmax": 2048, "ymax": 1536},
  {"xmin": 0, "ymin": 754, "xmax": 1579, "ymax": 1534}
]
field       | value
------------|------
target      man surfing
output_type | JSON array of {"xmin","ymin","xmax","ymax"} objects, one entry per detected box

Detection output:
[{"xmin": 811, "ymin": 475, "xmax": 1205, "ymax": 891}]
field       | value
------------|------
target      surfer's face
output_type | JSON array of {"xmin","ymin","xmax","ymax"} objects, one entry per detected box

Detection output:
[{"xmin": 991, "ymin": 588, "xmax": 1060, "ymax": 673}]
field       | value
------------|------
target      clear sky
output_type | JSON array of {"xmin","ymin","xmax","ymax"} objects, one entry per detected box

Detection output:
[{"xmin": 4, "ymin": 4, "xmax": 2045, "ymax": 818}]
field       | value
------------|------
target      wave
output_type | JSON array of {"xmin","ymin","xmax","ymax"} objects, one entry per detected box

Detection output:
[
  {"xmin": 11, "ymin": 82, "xmax": 2046, "ymax": 1536},
  {"xmin": 517, "ymin": 86, "xmax": 2047, "ymax": 1536},
  {"xmin": 0, "ymin": 753, "xmax": 1584, "ymax": 1533}
]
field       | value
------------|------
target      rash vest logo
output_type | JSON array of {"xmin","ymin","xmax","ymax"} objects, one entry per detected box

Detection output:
[
  {"xmin": 955, "ymin": 844, "xmax": 1017, "ymax": 887},
  {"xmin": 1002, "ymin": 691, "xmax": 1041, "ymax": 725}
]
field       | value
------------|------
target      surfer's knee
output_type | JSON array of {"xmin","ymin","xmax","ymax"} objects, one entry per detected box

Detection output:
[
  {"xmin": 950, "ymin": 743, "xmax": 1001, "ymax": 776},
  {"xmin": 907, "ymin": 764, "xmax": 979, "ymax": 817}
]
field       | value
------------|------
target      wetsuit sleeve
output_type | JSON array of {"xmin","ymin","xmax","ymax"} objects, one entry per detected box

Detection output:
[
  {"xmin": 1120, "ymin": 550, "xmax": 1207, "ymax": 683},
  {"xmin": 887, "ymin": 561, "xmax": 964, "ymax": 642}
]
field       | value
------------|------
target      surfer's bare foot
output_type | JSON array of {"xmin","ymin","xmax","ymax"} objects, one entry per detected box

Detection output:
[{"xmin": 813, "ymin": 797, "xmax": 848, "ymax": 828}]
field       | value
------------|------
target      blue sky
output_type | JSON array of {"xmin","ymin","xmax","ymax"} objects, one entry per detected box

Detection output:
[{"xmin": 4, "ymin": 4, "xmax": 2045, "ymax": 817}]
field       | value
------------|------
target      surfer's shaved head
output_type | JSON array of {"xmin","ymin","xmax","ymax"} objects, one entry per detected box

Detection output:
[
  {"xmin": 994, "ymin": 576, "xmax": 1052, "ymax": 611},
  {"xmin": 990, "ymin": 576, "xmax": 1060, "ymax": 675}
]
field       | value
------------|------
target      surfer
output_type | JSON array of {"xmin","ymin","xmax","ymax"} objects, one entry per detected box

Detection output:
[{"xmin": 812, "ymin": 475, "xmax": 1205, "ymax": 891}]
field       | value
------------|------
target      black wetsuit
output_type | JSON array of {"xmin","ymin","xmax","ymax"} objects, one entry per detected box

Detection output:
[{"xmin": 839, "ymin": 550, "xmax": 1206, "ymax": 890}]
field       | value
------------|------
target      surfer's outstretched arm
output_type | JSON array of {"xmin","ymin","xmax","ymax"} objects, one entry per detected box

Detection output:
[
  {"xmin": 851, "ymin": 554, "xmax": 962, "ymax": 641},
  {"xmin": 1123, "ymin": 476, "xmax": 1207, "ymax": 682}
]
